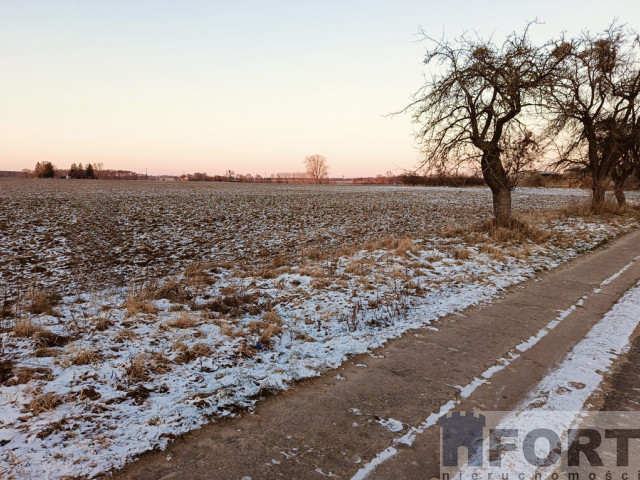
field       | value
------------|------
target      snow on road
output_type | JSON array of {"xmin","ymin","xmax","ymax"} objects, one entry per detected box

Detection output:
[{"xmin": 351, "ymin": 258, "xmax": 640, "ymax": 480}]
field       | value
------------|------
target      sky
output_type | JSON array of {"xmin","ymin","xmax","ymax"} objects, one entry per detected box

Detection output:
[{"xmin": 1, "ymin": 1, "xmax": 638, "ymax": 177}]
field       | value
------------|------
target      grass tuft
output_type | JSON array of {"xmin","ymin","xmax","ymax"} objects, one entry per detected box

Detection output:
[
  {"xmin": 124, "ymin": 298, "xmax": 158, "ymax": 318},
  {"xmin": 154, "ymin": 280, "xmax": 191, "ymax": 303},
  {"xmin": 0, "ymin": 359, "xmax": 14, "ymax": 384},
  {"xmin": 25, "ymin": 392, "xmax": 64, "ymax": 415},
  {"xmin": 167, "ymin": 312, "xmax": 197, "ymax": 329},
  {"xmin": 174, "ymin": 342, "xmax": 212, "ymax": 363},
  {"xmin": 125, "ymin": 353, "xmax": 150, "ymax": 383},
  {"xmin": 114, "ymin": 329, "xmax": 140, "ymax": 343},
  {"xmin": 453, "ymin": 247, "xmax": 471, "ymax": 260},
  {"xmin": 71, "ymin": 349, "xmax": 103, "ymax": 366},
  {"xmin": 26, "ymin": 289, "xmax": 61, "ymax": 316}
]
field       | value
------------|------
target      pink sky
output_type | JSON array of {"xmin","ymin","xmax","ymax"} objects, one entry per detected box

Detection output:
[{"xmin": 1, "ymin": 1, "xmax": 637, "ymax": 177}]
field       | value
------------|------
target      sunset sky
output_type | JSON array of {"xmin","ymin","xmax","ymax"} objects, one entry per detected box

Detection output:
[{"xmin": 1, "ymin": 1, "xmax": 638, "ymax": 177}]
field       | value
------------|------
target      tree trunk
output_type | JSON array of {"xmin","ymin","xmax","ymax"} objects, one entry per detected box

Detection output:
[
  {"xmin": 591, "ymin": 177, "xmax": 607, "ymax": 212},
  {"xmin": 611, "ymin": 165, "xmax": 631, "ymax": 209},
  {"xmin": 492, "ymin": 187, "xmax": 512, "ymax": 225},
  {"xmin": 481, "ymin": 150, "xmax": 512, "ymax": 225},
  {"xmin": 614, "ymin": 183, "xmax": 626, "ymax": 208}
]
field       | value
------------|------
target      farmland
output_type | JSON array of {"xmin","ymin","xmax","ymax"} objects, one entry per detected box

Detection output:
[
  {"xmin": 1, "ymin": 179, "xmax": 639, "ymax": 479},
  {"xmin": 1, "ymin": 179, "xmax": 628, "ymax": 301}
]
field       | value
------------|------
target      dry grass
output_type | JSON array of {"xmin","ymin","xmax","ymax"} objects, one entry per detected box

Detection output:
[
  {"xmin": 174, "ymin": 342, "xmax": 213, "ymax": 363},
  {"xmin": 71, "ymin": 349, "xmax": 103, "ymax": 366},
  {"xmin": 262, "ymin": 310, "xmax": 282, "ymax": 325},
  {"xmin": 443, "ymin": 200, "xmax": 640, "ymax": 249},
  {"xmin": 148, "ymin": 352, "xmax": 172, "ymax": 374},
  {"xmin": 311, "ymin": 278, "xmax": 332, "ymax": 289},
  {"xmin": 345, "ymin": 258, "xmax": 375, "ymax": 274},
  {"xmin": 236, "ymin": 340, "xmax": 259, "ymax": 359},
  {"xmin": 183, "ymin": 263, "xmax": 214, "ymax": 287},
  {"xmin": 395, "ymin": 236, "xmax": 418, "ymax": 256},
  {"xmin": 77, "ymin": 386, "xmax": 101, "ymax": 401},
  {"xmin": 5, "ymin": 181, "xmax": 637, "ymax": 318},
  {"xmin": 344, "ymin": 260, "xmax": 364, "ymax": 275},
  {"xmin": 509, "ymin": 245, "xmax": 534, "ymax": 259},
  {"xmin": 154, "ymin": 280, "xmax": 190, "ymax": 303},
  {"xmin": 305, "ymin": 248, "xmax": 328, "ymax": 261},
  {"xmin": 292, "ymin": 330, "xmax": 316, "ymax": 342},
  {"xmin": 1, "ymin": 299, "xmax": 15, "ymax": 319},
  {"xmin": 218, "ymin": 323, "xmax": 234, "ymax": 337},
  {"xmin": 256, "ymin": 267, "xmax": 278, "ymax": 279},
  {"xmin": 9, "ymin": 367, "xmax": 53, "ymax": 385},
  {"xmin": 125, "ymin": 353, "xmax": 150, "ymax": 383},
  {"xmin": 0, "ymin": 359, "xmax": 13, "ymax": 384},
  {"xmin": 259, "ymin": 324, "xmax": 283, "ymax": 346},
  {"xmin": 33, "ymin": 347, "xmax": 61, "ymax": 358},
  {"xmin": 440, "ymin": 223, "xmax": 460, "ymax": 239},
  {"xmin": 93, "ymin": 317, "xmax": 114, "ymax": 331},
  {"xmin": 378, "ymin": 236, "xmax": 399, "ymax": 250},
  {"xmin": 219, "ymin": 286, "xmax": 238, "ymax": 296},
  {"xmin": 26, "ymin": 289, "xmax": 61, "ymax": 316},
  {"xmin": 522, "ymin": 198, "xmax": 640, "ymax": 224},
  {"xmin": 271, "ymin": 255, "xmax": 288, "ymax": 268},
  {"xmin": 114, "ymin": 329, "xmax": 140, "ymax": 343},
  {"xmin": 217, "ymin": 321, "xmax": 246, "ymax": 339},
  {"xmin": 35, "ymin": 418, "xmax": 70, "ymax": 440},
  {"xmin": 559, "ymin": 198, "xmax": 618, "ymax": 217},
  {"xmin": 191, "ymin": 343, "xmax": 212, "ymax": 357},
  {"xmin": 479, "ymin": 244, "xmax": 507, "ymax": 262},
  {"xmin": 247, "ymin": 322, "xmax": 264, "ymax": 334},
  {"xmin": 199, "ymin": 293, "xmax": 262, "ymax": 317},
  {"xmin": 443, "ymin": 217, "xmax": 551, "ymax": 244},
  {"xmin": 453, "ymin": 248, "xmax": 471, "ymax": 260},
  {"xmin": 13, "ymin": 319, "xmax": 46, "ymax": 338},
  {"xmin": 13, "ymin": 320, "xmax": 69, "ymax": 347},
  {"xmin": 365, "ymin": 235, "xmax": 419, "ymax": 252},
  {"xmin": 247, "ymin": 310, "xmax": 284, "ymax": 347},
  {"xmin": 123, "ymin": 297, "xmax": 158, "ymax": 318},
  {"xmin": 167, "ymin": 312, "xmax": 198, "ymax": 329},
  {"xmin": 25, "ymin": 392, "xmax": 64, "ymax": 415}
]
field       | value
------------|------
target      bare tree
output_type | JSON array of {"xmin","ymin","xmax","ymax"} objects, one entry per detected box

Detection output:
[
  {"xmin": 406, "ymin": 24, "xmax": 565, "ymax": 224},
  {"xmin": 546, "ymin": 25, "xmax": 640, "ymax": 210},
  {"xmin": 304, "ymin": 154, "xmax": 329, "ymax": 184},
  {"xmin": 611, "ymin": 118, "xmax": 640, "ymax": 207},
  {"xmin": 612, "ymin": 44, "xmax": 640, "ymax": 207},
  {"xmin": 500, "ymin": 128, "xmax": 544, "ymax": 188}
]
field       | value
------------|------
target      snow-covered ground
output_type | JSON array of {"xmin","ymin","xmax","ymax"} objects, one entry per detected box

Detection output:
[{"xmin": 1, "ymin": 181, "xmax": 639, "ymax": 479}]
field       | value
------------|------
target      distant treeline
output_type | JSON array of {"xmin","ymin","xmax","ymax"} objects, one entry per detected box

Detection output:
[
  {"xmin": 177, "ymin": 172, "xmax": 489, "ymax": 186},
  {"xmin": 398, "ymin": 173, "xmax": 485, "ymax": 187},
  {"xmin": 5, "ymin": 167, "xmax": 638, "ymax": 189},
  {"xmin": 0, "ymin": 171, "xmax": 32, "ymax": 178},
  {"xmin": 2, "ymin": 163, "xmax": 149, "ymax": 180}
]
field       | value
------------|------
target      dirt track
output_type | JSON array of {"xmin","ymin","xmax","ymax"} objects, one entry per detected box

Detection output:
[{"xmin": 110, "ymin": 228, "xmax": 640, "ymax": 480}]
